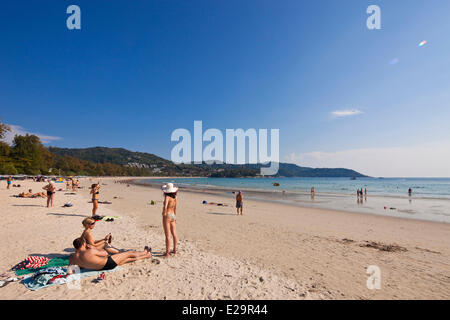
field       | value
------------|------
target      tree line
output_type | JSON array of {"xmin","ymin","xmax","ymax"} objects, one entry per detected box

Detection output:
[
  {"xmin": 0, "ymin": 119, "xmax": 258, "ymax": 177},
  {"xmin": 0, "ymin": 119, "xmax": 158, "ymax": 176}
]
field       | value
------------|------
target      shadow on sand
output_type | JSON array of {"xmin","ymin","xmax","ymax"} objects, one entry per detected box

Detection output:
[
  {"xmin": 12, "ymin": 204, "xmax": 44, "ymax": 207},
  {"xmin": 47, "ymin": 212, "xmax": 88, "ymax": 218},
  {"xmin": 207, "ymin": 212, "xmax": 236, "ymax": 216},
  {"xmin": 28, "ymin": 252, "xmax": 71, "ymax": 259}
]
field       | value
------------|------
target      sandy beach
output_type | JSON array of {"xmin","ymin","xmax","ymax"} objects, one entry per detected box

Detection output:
[{"xmin": 0, "ymin": 177, "xmax": 449, "ymax": 300}]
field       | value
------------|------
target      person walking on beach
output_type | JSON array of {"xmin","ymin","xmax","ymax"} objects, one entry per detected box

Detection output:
[
  {"xmin": 236, "ymin": 191, "xmax": 244, "ymax": 215},
  {"xmin": 162, "ymin": 183, "xmax": 179, "ymax": 257},
  {"xmin": 408, "ymin": 188, "xmax": 412, "ymax": 197},
  {"xmin": 90, "ymin": 182, "xmax": 101, "ymax": 217},
  {"xmin": 43, "ymin": 180, "xmax": 56, "ymax": 207},
  {"xmin": 6, "ymin": 176, "xmax": 12, "ymax": 189},
  {"xmin": 311, "ymin": 187, "xmax": 315, "ymax": 200}
]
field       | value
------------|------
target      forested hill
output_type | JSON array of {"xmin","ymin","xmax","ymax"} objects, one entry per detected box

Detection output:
[
  {"xmin": 48, "ymin": 147, "xmax": 367, "ymax": 178},
  {"xmin": 48, "ymin": 147, "xmax": 170, "ymax": 167}
]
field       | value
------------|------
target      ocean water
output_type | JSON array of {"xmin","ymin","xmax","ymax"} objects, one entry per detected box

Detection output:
[
  {"xmin": 136, "ymin": 177, "xmax": 450, "ymax": 223},
  {"xmin": 139, "ymin": 177, "xmax": 450, "ymax": 199}
]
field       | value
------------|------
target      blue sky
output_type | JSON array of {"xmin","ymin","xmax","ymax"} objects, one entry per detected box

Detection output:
[{"xmin": 1, "ymin": 1, "xmax": 450, "ymax": 177}]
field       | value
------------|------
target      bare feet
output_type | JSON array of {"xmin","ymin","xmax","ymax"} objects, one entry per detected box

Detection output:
[
  {"xmin": 144, "ymin": 246, "xmax": 152, "ymax": 258},
  {"xmin": 163, "ymin": 252, "xmax": 170, "ymax": 258},
  {"xmin": 170, "ymin": 250, "xmax": 177, "ymax": 255}
]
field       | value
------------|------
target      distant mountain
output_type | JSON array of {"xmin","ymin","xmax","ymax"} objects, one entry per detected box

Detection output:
[
  {"xmin": 48, "ymin": 147, "xmax": 367, "ymax": 178},
  {"xmin": 275, "ymin": 162, "xmax": 366, "ymax": 178}
]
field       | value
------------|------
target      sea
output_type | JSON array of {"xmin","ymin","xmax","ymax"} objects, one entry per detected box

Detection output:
[{"xmin": 135, "ymin": 177, "xmax": 450, "ymax": 224}]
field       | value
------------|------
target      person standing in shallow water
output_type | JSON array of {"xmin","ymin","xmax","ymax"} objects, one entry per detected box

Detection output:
[
  {"xmin": 162, "ymin": 183, "xmax": 179, "ymax": 258},
  {"xmin": 7, "ymin": 176, "xmax": 12, "ymax": 189},
  {"xmin": 236, "ymin": 191, "xmax": 244, "ymax": 215}
]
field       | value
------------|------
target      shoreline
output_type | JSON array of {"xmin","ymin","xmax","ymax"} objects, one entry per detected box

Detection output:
[{"xmin": 130, "ymin": 178, "xmax": 450, "ymax": 225}]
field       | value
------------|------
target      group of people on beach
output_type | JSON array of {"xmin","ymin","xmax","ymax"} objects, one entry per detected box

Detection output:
[
  {"xmin": 6, "ymin": 175, "xmax": 248, "ymax": 273},
  {"xmin": 10, "ymin": 177, "xmax": 56, "ymax": 207},
  {"xmin": 357, "ymin": 188, "xmax": 367, "ymax": 204},
  {"xmin": 69, "ymin": 217, "xmax": 152, "ymax": 272},
  {"xmin": 67, "ymin": 178, "xmax": 80, "ymax": 191},
  {"xmin": 17, "ymin": 189, "xmax": 47, "ymax": 198},
  {"xmin": 69, "ymin": 181, "xmax": 181, "ymax": 272}
]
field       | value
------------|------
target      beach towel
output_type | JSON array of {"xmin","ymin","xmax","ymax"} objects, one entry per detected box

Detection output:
[
  {"xmin": 22, "ymin": 266, "xmax": 121, "ymax": 291},
  {"xmin": 23, "ymin": 267, "xmax": 67, "ymax": 290},
  {"xmin": 12, "ymin": 256, "xmax": 49, "ymax": 271},
  {"xmin": 15, "ymin": 257, "xmax": 70, "ymax": 276}
]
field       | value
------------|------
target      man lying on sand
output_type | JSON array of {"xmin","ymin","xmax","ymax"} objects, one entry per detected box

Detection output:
[{"xmin": 68, "ymin": 237, "xmax": 151, "ymax": 272}]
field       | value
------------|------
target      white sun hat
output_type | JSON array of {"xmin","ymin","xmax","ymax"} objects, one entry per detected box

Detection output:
[{"xmin": 162, "ymin": 183, "xmax": 178, "ymax": 193}]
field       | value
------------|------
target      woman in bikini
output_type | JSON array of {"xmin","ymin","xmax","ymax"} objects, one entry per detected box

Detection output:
[
  {"xmin": 81, "ymin": 217, "xmax": 119, "ymax": 254},
  {"xmin": 162, "ymin": 183, "xmax": 179, "ymax": 258},
  {"xmin": 42, "ymin": 180, "xmax": 55, "ymax": 207},
  {"xmin": 90, "ymin": 182, "xmax": 100, "ymax": 216}
]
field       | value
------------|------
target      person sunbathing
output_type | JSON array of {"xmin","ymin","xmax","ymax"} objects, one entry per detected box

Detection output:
[
  {"xmin": 18, "ymin": 189, "xmax": 34, "ymax": 198},
  {"xmin": 32, "ymin": 191, "xmax": 47, "ymax": 198},
  {"xmin": 81, "ymin": 217, "xmax": 119, "ymax": 254},
  {"xmin": 68, "ymin": 237, "xmax": 151, "ymax": 271},
  {"xmin": 17, "ymin": 190, "xmax": 47, "ymax": 198}
]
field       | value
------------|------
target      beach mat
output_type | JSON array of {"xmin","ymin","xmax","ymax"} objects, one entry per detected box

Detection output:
[
  {"xmin": 15, "ymin": 257, "xmax": 70, "ymax": 276},
  {"xmin": 23, "ymin": 267, "xmax": 121, "ymax": 291}
]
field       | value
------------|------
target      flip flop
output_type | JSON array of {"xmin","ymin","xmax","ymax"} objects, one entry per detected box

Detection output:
[
  {"xmin": 92, "ymin": 273, "xmax": 105, "ymax": 283},
  {"xmin": 6, "ymin": 277, "xmax": 19, "ymax": 282}
]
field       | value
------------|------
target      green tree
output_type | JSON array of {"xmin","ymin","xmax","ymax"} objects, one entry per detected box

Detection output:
[
  {"xmin": 11, "ymin": 134, "xmax": 49, "ymax": 174},
  {"xmin": 0, "ymin": 118, "xmax": 11, "ymax": 140},
  {"xmin": 0, "ymin": 163, "xmax": 18, "ymax": 175}
]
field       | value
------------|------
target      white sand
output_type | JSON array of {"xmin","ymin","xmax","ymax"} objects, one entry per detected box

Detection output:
[{"xmin": 0, "ymin": 177, "xmax": 449, "ymax": 300}]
